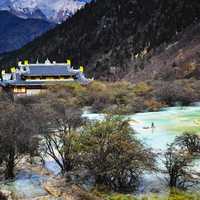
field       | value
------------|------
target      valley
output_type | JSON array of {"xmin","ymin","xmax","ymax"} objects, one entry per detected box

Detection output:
[{"xmin": 0, "ymin": 0, "xmax": 200, "ymax": 200}]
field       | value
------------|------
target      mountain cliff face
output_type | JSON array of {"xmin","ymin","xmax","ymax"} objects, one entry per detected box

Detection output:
[
  {"xmin": 1, "ymin": 0, "xmax": 200, "ymax": 81},
  {"xmin": 0, "ymin": 11, "xmax": 54, "ymax": 53},
  {"xmin": 0, "ymin": 0, "xmax": 88, "ymax": 23}
]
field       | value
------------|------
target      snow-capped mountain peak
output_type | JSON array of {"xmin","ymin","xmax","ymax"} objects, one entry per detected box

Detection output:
[{"xmin": 0, "ymin": 0, "xmax": 87, "ymax": 23}]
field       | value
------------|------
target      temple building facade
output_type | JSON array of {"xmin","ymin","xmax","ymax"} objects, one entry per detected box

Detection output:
[{"xmin": 0, "ymin": 59, "xmax": 91, "ymax": 96}]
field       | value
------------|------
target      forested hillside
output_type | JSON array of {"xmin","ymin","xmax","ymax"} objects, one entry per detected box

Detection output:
[{"xmin": 1, "ymin": 0, "xmax": 200, "ymax": 81}]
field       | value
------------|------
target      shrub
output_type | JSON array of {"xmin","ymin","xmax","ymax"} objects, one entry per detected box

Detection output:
[
  {"xmin": 79, "ymin": 116, "xmax": 155, "ymax": 192},
  {"xmin": 154, "ymin": 80, "xmax": 196, "ymax": 105},
  {"xmin": 163, "ymin": 133, "xmax": 200, "ymax": 189},
  {"xmin": 144, "ymin": 99, "xmax": 165, "ymax": 111},
  {"xmin": 133, "ymin": 82, "xmax": 153, "ymax": 96}
]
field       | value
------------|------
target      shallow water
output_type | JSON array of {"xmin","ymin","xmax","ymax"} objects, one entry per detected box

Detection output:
[
  {"xmin": 131, "ymin": 106, "xmax": 200, "ymax": 150},
  {"xmin": 0, "ymin": 170, "xmax": 48, "ymax": 199},
  {"xmin": 83, "ymin": 106, "xmax": 200, "ymax": 194},
  {"xmin": 1, "ymin": 106, "xmax": 200, "ymax": 198},
  {"xmin": 83, "ymin": 106, "xmax": 200, "ymax": 151}
]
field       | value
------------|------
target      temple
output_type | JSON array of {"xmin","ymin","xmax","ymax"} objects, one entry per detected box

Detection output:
[{"xmin": 0, "ymin": 59, "xmax": 91, "ymax": 96}]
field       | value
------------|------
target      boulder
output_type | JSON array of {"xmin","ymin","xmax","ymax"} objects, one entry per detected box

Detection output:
[
  {"xmin": 28, "ymin": 195, "xmax": 58, "ymax": 200},
  {"xmin": 43, "ymin": 177, "xmax": 103, "ymax": 200},
  {"xmin": 0, "ymin": 190, "xmax": 12, "ymax": 200},
  {"xmin": 43, "ymin": 182, "xmax": 62, "ymax": 197}
]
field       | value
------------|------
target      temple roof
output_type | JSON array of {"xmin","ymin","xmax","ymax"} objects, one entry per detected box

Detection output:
[
  {"xmin": 0, "ymin": 61, "xmax": 91, "ymax": 87},
  {"xmin": 23, "ymin": 65, "xmax": 79, "ymax": 77}
]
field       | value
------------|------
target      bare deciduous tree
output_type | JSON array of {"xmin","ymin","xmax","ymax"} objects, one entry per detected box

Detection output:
[
  {"xmin": 164, "ymin": 133, "xmax": 200, "ymax": 189},
  {"xmin": 0, "ymin": 95, "xmax": 40, "ymax": 179},
  {"xmin": 175, "ymin": 132, "xmax": 200, "ymax": 154},
  {"xmin": 36, "ymin": 96, "xmax": 84, "ymax": 174}
]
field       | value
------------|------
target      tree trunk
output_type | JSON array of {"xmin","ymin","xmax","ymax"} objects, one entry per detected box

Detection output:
[
  {"xmin": 63, "ymin": 158, "xmax": 73, "ymax": 173},
  {"xmin": 96, "ymin": 175, "xmax": 106, "ymax": 185},
  {"xmin": 5, "ymin": 149, "xmax": 15, "ymax": 179},
  {"xmin": 169, "ymin": 175, "xmax": 177, "ymax": 187}
]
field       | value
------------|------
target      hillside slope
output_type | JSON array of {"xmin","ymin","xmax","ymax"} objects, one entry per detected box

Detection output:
[
  {"xmin": 125, "ymin": 23, "xmax": 200, "ymax": 82},
  {"xmin": 1, "ymin": 0, "xmax": 200, "ymax": 81},
  {"xmin": 0, "ymin": 11, "xmax": 54, "ymax": 53}
]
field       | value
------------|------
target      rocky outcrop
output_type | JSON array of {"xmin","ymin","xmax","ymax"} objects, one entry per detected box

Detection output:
[
  {"xmin": 0, "ymin": 190, "xmax": 12, "ymax": 200},
  {"xmin": 43, "ymin": 177, "xmax": 103, "ymax": 200},
  {"xmin": 26, "ymin": 196, "xmax": 58, "ymax": 200},
  {"xmin": 1, "ymin": 157, "xmax": 102, "ymax": 200},
  {"xmin": 43, "ymin": 177, "xmax": 63, "ymax": 197}
]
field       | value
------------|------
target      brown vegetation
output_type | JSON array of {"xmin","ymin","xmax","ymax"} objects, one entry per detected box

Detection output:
[{"xmin": 46, "ymin": 79, "xmax": 200, "ymax": 114}]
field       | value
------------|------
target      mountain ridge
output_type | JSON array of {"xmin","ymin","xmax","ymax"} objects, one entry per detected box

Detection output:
[
  {"xmin": 1, "ymin": 0, "xmax": 200, "ymax": 82},
  {"xmin": 0, "ymin": 0, "xmax": 88, "ymax": 23},
  {"xmin": 0, "ymin": 10, "xmax": 54, "ymax": 54}
]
